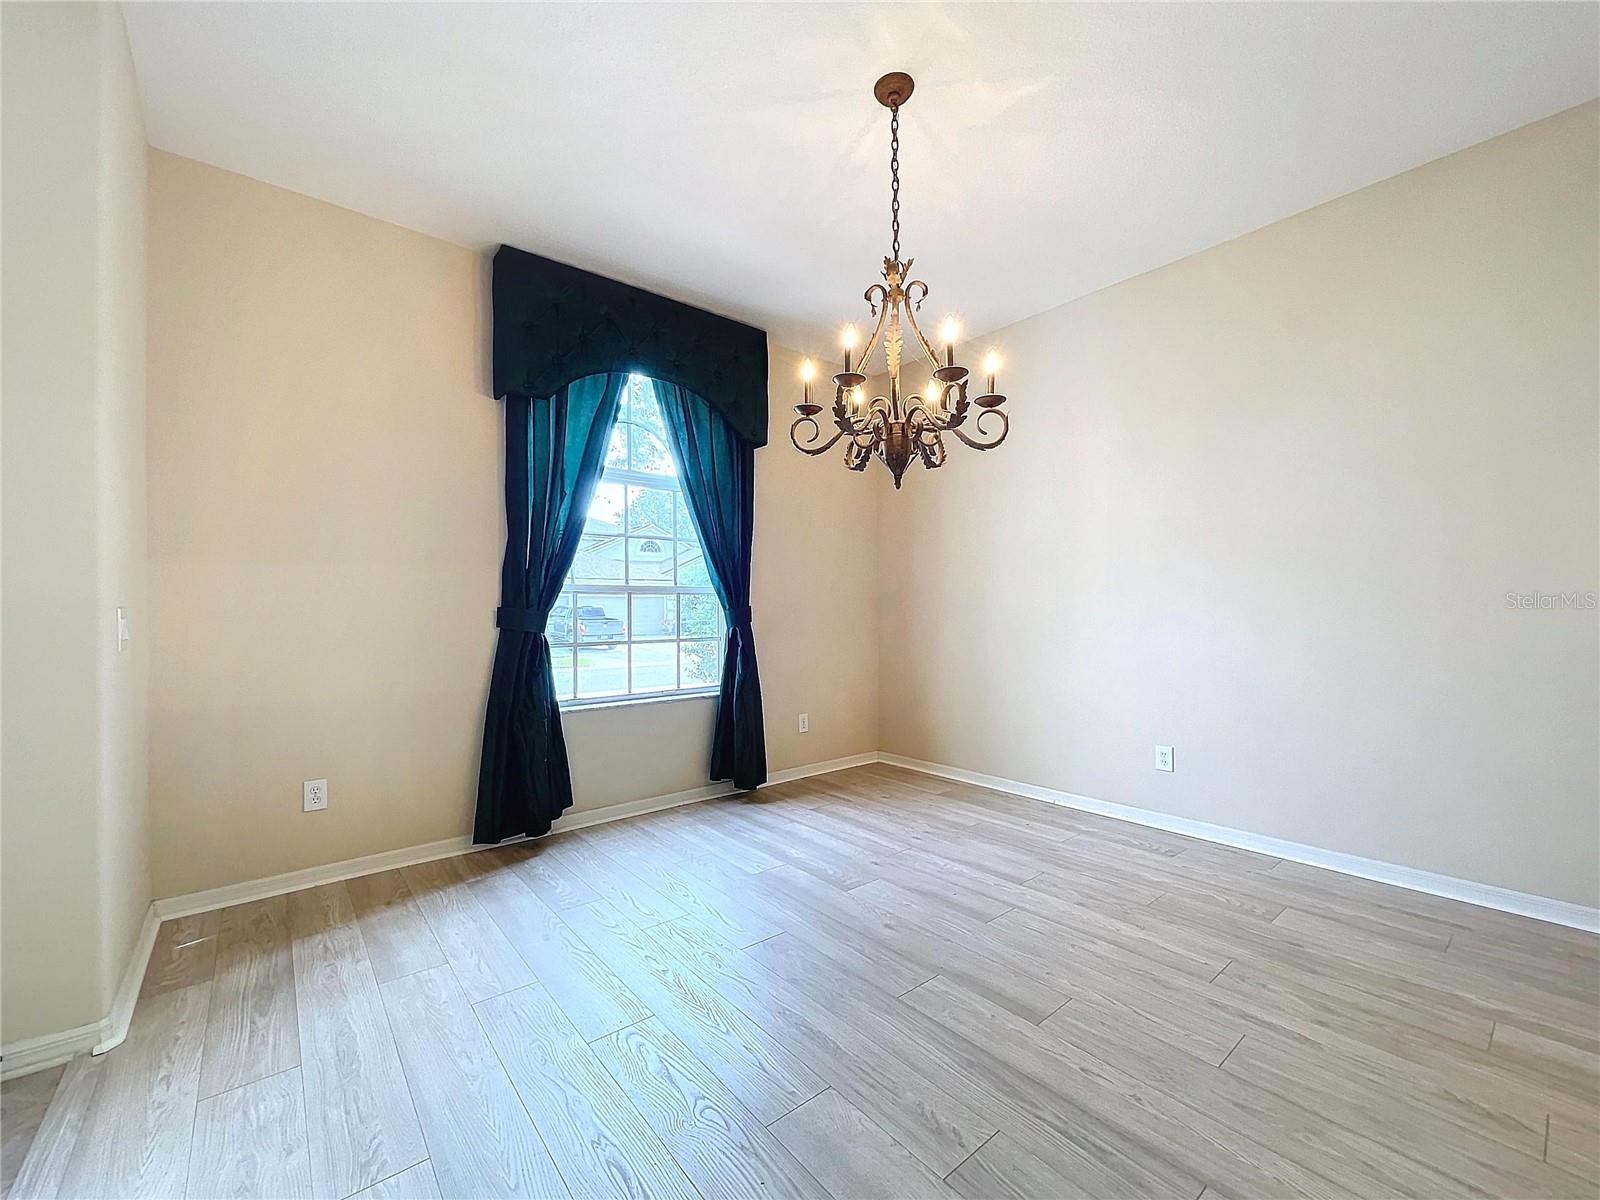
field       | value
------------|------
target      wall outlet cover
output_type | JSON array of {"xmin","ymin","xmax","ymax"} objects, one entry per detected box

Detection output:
[
  {"xmin": 798, "ymin": 712, "xmax": 810, "ymax": 733},
  {"xmin": 1155, "ymin": 746, "xmax": 1175, "ymax": 772},
  {"xmin": 303, "ymin": 779, "xmax": 329, "ymax": 812}
]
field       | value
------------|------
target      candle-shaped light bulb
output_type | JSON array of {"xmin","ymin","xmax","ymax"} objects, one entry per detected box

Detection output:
[
  {"xmin": 983, "ymin": 350, "xmax": 1001, "ymax": 395},
  {"xmin": 841, "ymin": 325, "xmax": 859, "ymax": 374},
  {"xmin": 800, "ymin": 358, "xmax": 815, "ymax": 402},
  {"xmin": 927, "ymin": 381, "xmax": 944, "ymax": 411},
  {"xmin": 939, "ymin": 317, "xmax": 959, "ymax": 367}
]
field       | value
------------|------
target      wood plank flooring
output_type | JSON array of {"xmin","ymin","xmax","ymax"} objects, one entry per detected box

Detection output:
[{"xmin": 6, "ymin": 764, "xmax": 1598, "ymax": 1199}]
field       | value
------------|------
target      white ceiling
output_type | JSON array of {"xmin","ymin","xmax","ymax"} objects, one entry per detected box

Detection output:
[{"xmin": 125, "ymin": 2, "xmax": 1597, "ymax": 353}]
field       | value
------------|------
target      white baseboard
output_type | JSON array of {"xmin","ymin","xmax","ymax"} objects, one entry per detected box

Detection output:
[
  {"xmin": 880, "ymin": 753, "xmax": 1600, "ymax": 933},
  {"xmin": 0, "ymin": 1020, "xmax": 103, "ymax": 1082},
  {"xmin": 769, "ymin": 751, "xmax": 880, "ymax": 784},
  {"xmin": 93, "ymin": 904, "xmax": 161, "ymax": 1056},
  {"xmin": 1, "ymin": 903, "xmax": 161, "ymax": 1081},
  {"xmin": 154, "ymin": 750, "xmax": 881, "ymax": 922}
]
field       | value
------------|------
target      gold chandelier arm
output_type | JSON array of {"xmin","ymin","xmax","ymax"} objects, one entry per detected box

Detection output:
[
  {"xmin": 903, "ymin": 401, "xmax": 944, "ymax": 434},
  {"xmin": 833, "ymin": 389, "xmax": 889, "ymax": 431},
  {"xmin": 947, "ymin": 405, "xmax": 1009, "ymax": 451},
  {"xmin": 853, "ymin": 295, "xmax": 891, "ymax": 373},
  {"xmin": 904, "ymin": 407, "xmax": 948, "ymax": 469},
  {"xmin": 789, "ymin": 415, "xmax": 848, "ymax": 457},
  {"xmin": 843, "ymin": 406, "xmax": 888, "ymax": 445},
  {"xmin": 902, "ymin": 401, "xmax": 947, "ymax": 435},
  {"xmin": 900, "ymin": 282, "xmax": 944, "ymax": 370}
]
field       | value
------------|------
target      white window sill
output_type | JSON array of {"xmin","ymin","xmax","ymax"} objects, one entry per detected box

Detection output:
[{"xmin": 560, "ymin": 689, "xmax": 718, "ymax": 714}]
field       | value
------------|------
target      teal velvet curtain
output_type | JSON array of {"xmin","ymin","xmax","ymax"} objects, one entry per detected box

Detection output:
[
  {"xmin": 474, "ymin": 373, "xmax": 628, "ymax": 843},
  {"xmin": 655, "ymin": 383, "xmax": 768, "ymax": 790}
]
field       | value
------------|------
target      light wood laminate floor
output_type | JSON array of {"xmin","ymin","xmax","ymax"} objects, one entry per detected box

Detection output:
[{"xmin": 6, "ymin": 764, "xmax": 1598, "ymax": 1199}]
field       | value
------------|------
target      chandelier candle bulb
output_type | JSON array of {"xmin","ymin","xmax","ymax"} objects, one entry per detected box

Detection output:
[
  {"xmin": 983, "ymin": 351, "xmax": 1000, "ymax": 395},
  {"xmin": 940, "ymin": 318, "xmax": 960, "ymax": 367},
  {"xmin": 789, "ymin": 70, "xmax": 1013, "ymax": 488}
]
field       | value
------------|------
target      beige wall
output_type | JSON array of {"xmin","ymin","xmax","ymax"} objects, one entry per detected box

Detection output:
[
  {"xmin": 2, "ymin": 2, "xmax": 151, "ymax": 1045},
  {"xmin": 136, "ymin": 100, "xmax": 1600, "ymax": 917},
  {"xmin": 147, "ymin": 153, "xmax": 877, "ymax": 899},
  {"xmin": 879, "ymin": 103, "xmax": 1600, "ymax": 908}
]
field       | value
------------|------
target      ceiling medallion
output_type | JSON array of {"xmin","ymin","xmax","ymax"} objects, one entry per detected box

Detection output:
[{"xmin": 791, "ymin": 71, "xmax": 1010, "ymax": 489}]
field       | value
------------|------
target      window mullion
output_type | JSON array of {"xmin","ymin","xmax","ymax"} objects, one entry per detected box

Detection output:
[
  {"xmin": 602, "ymin": 466, "xmax": 677, "ymax": 490},
  {"xmin": 571, "ymin": 584, "xmax": 712, "ymax": 596}
]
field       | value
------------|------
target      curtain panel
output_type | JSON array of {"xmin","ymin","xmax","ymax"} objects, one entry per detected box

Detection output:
[
  {"xmin": 656, "ymin": 384, "xmax": 768, "ymax": 790},
  {"xmin": 475, "ymin": 375, "xmax": 627, "ymax": 844},
  {"xmin": 475, "ymin": 247, "xmax": 771, "ymax": 844}
]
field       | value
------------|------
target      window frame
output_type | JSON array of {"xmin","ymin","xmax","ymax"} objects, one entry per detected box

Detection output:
[{"xmin": 551, "ymin": 392, "xmax": 723, "ymax": 709}]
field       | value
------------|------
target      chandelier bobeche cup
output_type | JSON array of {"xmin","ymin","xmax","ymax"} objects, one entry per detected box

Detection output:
[{"xmin": 791, "ymin": 71, "xmax": 1011, "ymax": 489}]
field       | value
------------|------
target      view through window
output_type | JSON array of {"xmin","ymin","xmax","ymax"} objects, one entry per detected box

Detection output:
[{"xmin": 552, "ymin": 376, "xmax": 724, "ymax": 702}]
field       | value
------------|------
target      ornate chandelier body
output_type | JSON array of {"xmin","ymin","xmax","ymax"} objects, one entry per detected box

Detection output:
[{"xmin": 791, "ymin": 72, "xmax": 1011, "ymax": 489}]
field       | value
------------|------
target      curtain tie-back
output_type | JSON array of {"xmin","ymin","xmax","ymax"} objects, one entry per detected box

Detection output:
[
  {"xmin": 730, "ymin": 605, "xmax": 753, "ymax": 627},
  {"xmin": 495, "ymin": 607, "xmax": 546, "ymax": 633}
]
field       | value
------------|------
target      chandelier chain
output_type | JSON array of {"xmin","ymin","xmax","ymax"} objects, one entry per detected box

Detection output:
[{"xmin": 889, "ymin": 102, "xmax": 901, "ymax": 262}]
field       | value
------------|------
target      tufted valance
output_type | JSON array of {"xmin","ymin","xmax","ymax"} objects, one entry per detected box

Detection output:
[{"xmin": 492, "ymin": 245, "xmax": 770, "ymax": 446}]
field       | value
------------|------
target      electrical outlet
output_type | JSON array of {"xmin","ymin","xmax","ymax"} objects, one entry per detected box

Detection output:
[
  {"xmin": 798, "ymin": 712, "xmax": 810, "ymax": 733},
  {"xmin": 303, "ymin": 779, "xmax": 328, "ymax": 812},
  {"xmin": 1154, "ymin": 746, "xmax": 1175, "ymax": 773},
  {"xmin": 115, "ymin": 607, "xmax": 131, "ymax": 653}
]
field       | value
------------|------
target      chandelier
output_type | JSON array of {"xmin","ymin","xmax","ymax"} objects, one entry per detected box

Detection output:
[{"xmin": 791, "ymin": 71, "xmax": 1011, "ymax": 489}]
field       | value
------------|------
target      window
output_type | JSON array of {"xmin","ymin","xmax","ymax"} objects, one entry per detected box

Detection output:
[{"xmin": 551, "ymin": 376, "xmax": 724, "ymax": 704}]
